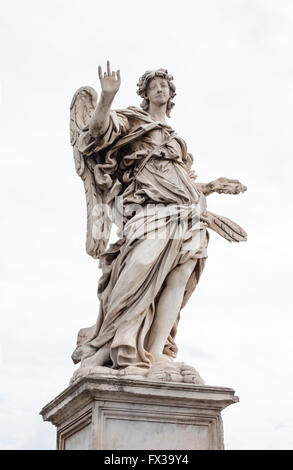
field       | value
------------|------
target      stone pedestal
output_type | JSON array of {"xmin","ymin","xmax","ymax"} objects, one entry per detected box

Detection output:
[{"xmin": 40, "ymin": 375, "xmax": 238, "ymax": 450}]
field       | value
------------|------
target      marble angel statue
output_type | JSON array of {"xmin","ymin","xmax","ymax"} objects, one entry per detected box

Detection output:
[{"xmin": 69, "ymin": 61, "xmax": 247, "ymax": 384}]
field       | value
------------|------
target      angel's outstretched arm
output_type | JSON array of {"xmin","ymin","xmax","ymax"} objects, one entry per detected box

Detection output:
[
  {"xmin": 89, "ymin": 60, "xmax": 121, "ymax": 138},
  {"xmin": 184, "ymin": 153, "xmax": 246, "ymax": 196},
  {"xmin": 196, "ymin": 177, "xmax": 247, "ymax": 196}
]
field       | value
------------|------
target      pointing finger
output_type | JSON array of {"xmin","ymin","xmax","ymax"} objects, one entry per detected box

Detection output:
[
  {"xmin": 98, "ymin": 65, "xmax": 102, "ymax": 80},
  {"xmin": 107, "ymin": 60, "xmax": 111, "ymax": 76}
]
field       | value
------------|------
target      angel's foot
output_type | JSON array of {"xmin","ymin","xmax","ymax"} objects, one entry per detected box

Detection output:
[
  {"xmin": 70, "ymin": 344, "xmax": 111, "ymax": 384},
  {"xmin": 150, "ymin": 351, "xmax": 173, "ymax": 365},
  {"xmin": 81, "ymin": 344, "xmax": 111, "ymax": 368},
  {"xmin": 71, "ymin": 344, "xmax": 97, "ymax": 364}
]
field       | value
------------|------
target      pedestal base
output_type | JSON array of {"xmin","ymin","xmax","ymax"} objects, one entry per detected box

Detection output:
[{"xmin": 40, "ymin": 375, "xmax": 238, "ymax": 450}]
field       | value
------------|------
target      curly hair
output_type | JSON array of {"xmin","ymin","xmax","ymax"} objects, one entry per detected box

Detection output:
[{"xmin": 136, "ymin": 68, "xmax": 176, "ymax": 118}]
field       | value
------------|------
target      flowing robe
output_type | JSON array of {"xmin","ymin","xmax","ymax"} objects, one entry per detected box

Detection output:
[{"xmin": 75, "ymin": 106, "xmax": 209, "ymax": 368}]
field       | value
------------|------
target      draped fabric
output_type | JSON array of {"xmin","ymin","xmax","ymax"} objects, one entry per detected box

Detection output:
[{"xmin": 74, "ymin": 107, "xmax": 209, "ymax": 368}]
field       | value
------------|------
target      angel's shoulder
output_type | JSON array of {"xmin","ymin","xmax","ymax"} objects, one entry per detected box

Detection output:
[
  {"xmin": 110, "ymin": 107, "xmax": 150, "ymax": 135},
  {"xmin": 114, "ymin": 106, "xmax": 151, "ymax": 123}
]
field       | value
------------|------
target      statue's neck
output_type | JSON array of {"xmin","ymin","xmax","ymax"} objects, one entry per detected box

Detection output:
[{"xmin": 148, "ymin": 103, "xmax": 167, "ymax": 123}]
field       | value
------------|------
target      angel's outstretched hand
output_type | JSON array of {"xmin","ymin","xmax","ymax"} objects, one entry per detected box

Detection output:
[
  {"xmin": 210, "ymin": 177, "xmax": 247, "ymax": 195},
  {"xmin": 98, "ymin": 60, "xmax": 121, "ymax": 96}
]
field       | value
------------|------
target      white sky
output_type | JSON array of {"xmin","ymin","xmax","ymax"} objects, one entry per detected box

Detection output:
[{"xmin": 1, "ymin": 0, "xmax": 293, "ymax": 450}]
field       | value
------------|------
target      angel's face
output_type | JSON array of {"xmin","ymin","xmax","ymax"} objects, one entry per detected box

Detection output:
[{"xmin": 146, "ymin": 77, "xmax": 170, "ymax": 106}]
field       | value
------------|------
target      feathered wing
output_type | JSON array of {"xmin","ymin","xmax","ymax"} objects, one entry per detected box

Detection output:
[
  {"xmin": 205, "ymin": 211, "xmax": 247, "ymax": 243},
  {"xmin": 70, "ymin": 86, "xmax": 112, "ymax": 259}
]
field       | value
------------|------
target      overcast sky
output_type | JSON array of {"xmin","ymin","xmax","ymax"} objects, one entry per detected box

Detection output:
[{"xmin": 1, "ymin": 0, "xmax": 293, "ymax": 450}]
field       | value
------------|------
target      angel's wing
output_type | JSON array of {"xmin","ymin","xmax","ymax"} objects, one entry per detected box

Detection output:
[
  {"xmin": 206, "ymin": 211, "xmax": 247, "ymax": 243},
  {"xmin": 70, "ymin": 86, "xmax": 112, "ymax": 259}
]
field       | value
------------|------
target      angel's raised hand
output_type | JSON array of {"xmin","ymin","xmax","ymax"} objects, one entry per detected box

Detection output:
[{"xmin": 98, "ymin": 60, "xmax": 121, "ymax": 96}]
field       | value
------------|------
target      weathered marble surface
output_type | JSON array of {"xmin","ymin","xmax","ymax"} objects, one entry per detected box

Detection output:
[
  {"xmin": 69, "ymin": 61, "xmax": 247, "ymax": 383},
  {"xmin": 40, "ymin": 376, "xmax": 239, "ymax": 450},
  {"xmin": 70, "ymin": 361, "xmax": 205, "ymax": 385}
]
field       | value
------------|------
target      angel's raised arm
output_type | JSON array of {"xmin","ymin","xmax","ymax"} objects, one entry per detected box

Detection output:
[{"xmin": 89, "ymin": 60, "xmax": 121, "ymax": 138}]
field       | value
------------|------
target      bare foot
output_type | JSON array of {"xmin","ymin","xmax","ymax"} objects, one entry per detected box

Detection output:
[
  {"xmin": 150, "ymin": 352, "xmax": 173, "ymax": 365},
  {"xmin": 81, "ymin": 344, "xmax": 111, "ymax": 368}
]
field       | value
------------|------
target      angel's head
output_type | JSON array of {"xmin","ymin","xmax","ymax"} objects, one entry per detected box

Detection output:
[{"xmin": 137, "ymin": 68, "xmax": 176, "ymax": 118}]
